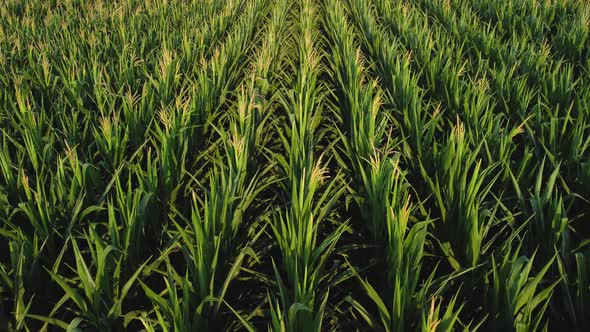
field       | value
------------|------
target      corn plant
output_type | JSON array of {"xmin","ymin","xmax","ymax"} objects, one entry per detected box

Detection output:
[
  {"xmin": 0, "ymin": 232, "xmax": 36, "ymax": 331},
  {"xmin": 556, "ymin": 249, "xmax": 590, "ymax": 331},
  {"xmin": 421, "ymin": 121, "xmax": 499, "ymax": 269},
  {"xmin": 485, "ymin": 242, "xmax": 560, "ymax": 331},
  {"xmin": 31, "ymin": 233, "xmax": 146, "ymax": 331}
]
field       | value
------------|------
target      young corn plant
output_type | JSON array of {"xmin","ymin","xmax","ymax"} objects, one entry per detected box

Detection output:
[
  {"xmin": 485, "ymin": 242, "xmax": 560, "ymax": 331},
  {"xmin": 0, "ymin": 134, "xmax": 25, "ymax": 203},
  {"xmin": 140, "ymin": 259, "xmax": 198, "ymax": 332},
  {"xmin": 151, "ymin": 94, "xmax": 191, "ymax": 201},
  {"xmin": 509, "ymin": 159, "xmax": 569, "ymax": 263},
  {"xmin": 420, "ymin": 293, "xmax": 463, "ymax": 332},
  {"xmin": 107, "ymin": 176, "xmax": 155, "ymax": 268},
  {"xmin": 421, "ymin": 120, "xmax": 499, "ymax": 269},
  {"xmin": 33, "ymin": 232, "xmax": 146, "ymax": 331},
  {"xmin": 346, "ymin": 156, "xmax": 432, "ymax": 332},
  {"xmin": 556, "ymin": 249, "xmax": 590, "ymax": 331},
  {"xmin": 9, "ymin": 76, "xmax": 54, "ymax": 175},
  {"xmin": 527, "ymin": 102, "xmax": 590, "ymax": 189},
  {"xmin": 93, "ymin": 111, "xmax": 129, "ymax": 174},
  {"xmin": 0, "ymin": 231, "xmax": 37, "ymax": 331}
]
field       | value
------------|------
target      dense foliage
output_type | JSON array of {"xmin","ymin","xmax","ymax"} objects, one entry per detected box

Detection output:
[{"xmin": 0, "ymin": 0, "xmax": 589, "ymax": 330}]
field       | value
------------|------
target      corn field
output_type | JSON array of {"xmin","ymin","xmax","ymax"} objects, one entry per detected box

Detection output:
[{"xmin": 0, "ymin": 0, "xmax": 589, "ymax": 330}]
